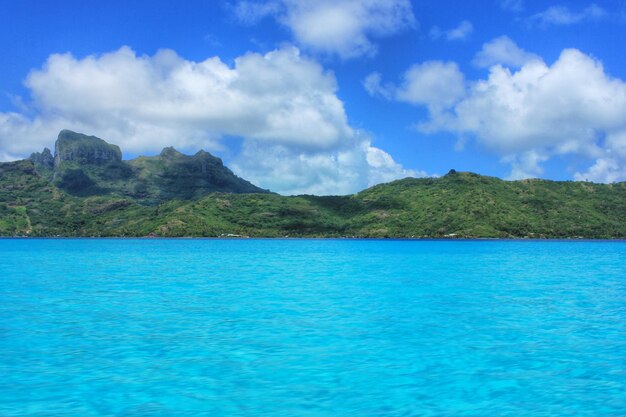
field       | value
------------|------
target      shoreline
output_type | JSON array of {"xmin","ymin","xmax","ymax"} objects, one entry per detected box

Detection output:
[{"xmin": 2, "ymin": 236, "xmax": 626, "ymax": 242}]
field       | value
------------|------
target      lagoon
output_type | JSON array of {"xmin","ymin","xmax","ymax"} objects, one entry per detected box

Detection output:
[{"xmin": 1, "ymin": 239, "xmax": 625, "ymax": 416}]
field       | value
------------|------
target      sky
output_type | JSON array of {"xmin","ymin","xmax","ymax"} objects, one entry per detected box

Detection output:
[{"xmin": 2, "ymin": 0, "xmax": 626, "ymax": 195}]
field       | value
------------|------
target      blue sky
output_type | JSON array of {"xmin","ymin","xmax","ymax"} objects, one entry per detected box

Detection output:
[{"xmin": 2, "ymin": 0, "xmax": 626, "ymax": 194}]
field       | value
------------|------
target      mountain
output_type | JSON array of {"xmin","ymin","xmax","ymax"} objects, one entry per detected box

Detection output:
[
  {"xmin": 1, "ymin": 131, "xmax": 626, "ymax": 238},
  {"xmin": 27, "ymin": 130, "xmax": 267, "ymax": 201}
]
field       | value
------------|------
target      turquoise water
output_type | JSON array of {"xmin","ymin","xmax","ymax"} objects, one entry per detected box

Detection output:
[{"xmin": 1, "ymin": 239, "xmax": 625, "ymax": 416}]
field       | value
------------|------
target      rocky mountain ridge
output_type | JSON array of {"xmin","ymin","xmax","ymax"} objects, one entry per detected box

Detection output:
[
  {"xmin": 23, "ymin": 130, "xmax": 268, "ymax": 202},
  {"xmin": 28, "ymin": 148, "xmax": 54, "ymax": 170},
  {"xmin": 53, "ymin": 130, "xmax": 122, "ymax": 167}
]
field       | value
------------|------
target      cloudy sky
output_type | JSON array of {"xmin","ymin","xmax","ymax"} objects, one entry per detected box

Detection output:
[{"xmin": 2, "ymin": 0, "xmax": 626, "ymax": 194}]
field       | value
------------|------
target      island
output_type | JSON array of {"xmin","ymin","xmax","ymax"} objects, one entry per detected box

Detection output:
[{"xmin": 1, "ymin": 130, "xmax": 625, "ymax": 238}]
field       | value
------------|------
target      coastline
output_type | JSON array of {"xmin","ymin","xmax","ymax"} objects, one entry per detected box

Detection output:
[{"xmin": 2, "ymin": 236, "xmax": 626, "ymax": 242}]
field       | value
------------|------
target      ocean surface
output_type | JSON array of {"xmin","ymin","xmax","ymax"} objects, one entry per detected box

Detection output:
[{"xmin": 1, "ymin": 239, "xmax": 625, "ymax": 416}]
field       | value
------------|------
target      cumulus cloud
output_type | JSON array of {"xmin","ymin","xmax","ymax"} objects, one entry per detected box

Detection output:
[
  {"xmin": 430, "ymin": 20, "xmax": 474, "ymax": 41},
  {"xmin": 365, "ymin": 61, "xmax": 465, "ymax": 111},
  {"xmin": 396, "ymin": 62, "xmax": 466, "ymax": 110},
  {"xmin": 528, "ymin": 4, "xmax": 606, "ymax": 27},
  {"xmin": 19, "ymin": 46, "xmax": 353, "ymax": 153},
  {"xmin": 473, "ymin": 36, "xmax": 540, "ymax": 68},
  {"xmin": 504, "ymin": 150, "xmax": 549, "ymax": 180},
  {"xmin": 574, "ymin": 158, "xmax": 626, "ymax": 183},
  {"xmin": 369, "ymin": 38, "xmax": 626, "ymax": 183},
  {"xmin": 439, "ymin": 49, "xmax": 626, "ymax": 156},
  {"xmin": 232, "ymin": 133, "xmax": 421, "ymax": 195},
  {"xmin": 0, "ymin": 46, "xmax": 417, "ymax": 194},
  {"xmin": 234, "ymin": 0, "xmax": 416, "ymax": 59}
]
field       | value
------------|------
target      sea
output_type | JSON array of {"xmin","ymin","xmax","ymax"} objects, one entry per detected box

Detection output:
[{"xmin": 1, "ymin": 239, "xmax": 625, "ymax": 416}]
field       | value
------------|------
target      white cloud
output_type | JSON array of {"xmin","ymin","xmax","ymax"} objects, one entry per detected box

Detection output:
[
  {"xmin": 430, "ymin": 20, "xmax": 474, "ymax": 41},
  {"xmin": 0, "ymin": 46, "xmax": 417, "ymax": 195},
  {"xmin": 528, "ymin": 3, "xmax": 607, "ymax": 27},
  {"xmin": 498, "ymin": 0, "xmax": 524, "ymax": 12},
  {"xmin": 234, "ymin": 0, "xmax": 282, "ymax": 24},
  {"xmin": 574, "ymin": 131, "xmax": 626, "ymax": 182},
  {"xmin": 473, "ymin": 36, "xmax": 540, "ymax": 68},
  {"xmin": 504, "ymin": 150, "xmax": 549, "ymax": 180},
  {"xmin": 446, "ymin": 49, "xmax": 626, "ymax": 157},
  {"xmin": 0, "ymin": 112, "xmax": 74, "ymax": 159},
  {"xmin": 397, "ymin": 62, "xmax": 466, "ymax": 110},
  {"xmin": 2, "ymin": 46, "xmax": 348, "ymax": 156},
  {"xmin": 235, "ymin": 0, "xmax": 416, "ymax": 59},
  {"xmin": 363, "ymin": 72, "xmax": 393, "ymax": 100},
  {"xmin": 365, "ymin": 61, "xmax": 465, "ymax": 111},
  {"xmin": 232, "ymin": 133, "xmax": 422, "ymax": 195},
  {"xmin": 574, "ymin": 158, "xmax": 626, "ymax": 183},
  {"xmin": 605, "ymin": 131, "xmax": 626, "ymax": 159},
  {"xmin": 446, "ymin": 20, "xmax": 474, "ymax": 41},
  {"xmin": 370, "ymin": 39, "xmax": 626, "ymax": 183}
]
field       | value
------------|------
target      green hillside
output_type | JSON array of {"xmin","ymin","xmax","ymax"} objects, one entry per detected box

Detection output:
[
  {"xmin": 33, "ymin": 130, "xmax": 268, "ymax": 202},
  {"xmin": 1, "ymin": 131, "xmax": 625, "ymax": 238}
]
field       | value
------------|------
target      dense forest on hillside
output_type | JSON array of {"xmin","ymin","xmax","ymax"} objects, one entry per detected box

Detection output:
[{"xmin": 1, "ymin": 131, "xmax": 625, "ymax": 238}]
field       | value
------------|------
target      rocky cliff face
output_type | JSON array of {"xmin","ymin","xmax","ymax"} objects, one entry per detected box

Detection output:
[
  {"xmin": 14, "ymin": 129, "xmax": 268, "ymax": 201},
  {"xmin": 54, "ymin": 130, "xmax": 122, "ymax": 168},
  {"xmin": 128, "ymin": 146, "xmax": 266, "ymax": 200},
  {"xmin": 28, "ymin": 148, "xmax": 54, "ymax": 170}
]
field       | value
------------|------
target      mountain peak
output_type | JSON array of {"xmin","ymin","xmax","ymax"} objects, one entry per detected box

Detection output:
[
  {"xmin": 54, "ymin": 130, "xmax": 122, "ymax": 167},
  {"xmin": 194, "ymin": 149, "xmax": 212, "ymax": 158},
  {"xmin": 29, "ymin": 147, "xmax": 54, "ymax": 170},
  {"xmin": 58, "ymin": 129, "xmax": 84, "ymax": 140},
  {"xmin": 160, "ymin": 146, "xmax": 183, "ymax": 159}
]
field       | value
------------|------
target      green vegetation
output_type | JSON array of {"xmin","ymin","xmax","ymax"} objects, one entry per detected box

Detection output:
[
  {"xmin": 1, "ymin": 131, "xmax": 625, "ymax": 238},
  {"xmin": 36, "ymin": 130, "xmax": 267, "ymax": 203}
]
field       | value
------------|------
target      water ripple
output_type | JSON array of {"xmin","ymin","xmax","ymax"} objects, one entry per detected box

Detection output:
[{"xmin": 1, "ymin": 239, "xmax": 625, "ymax": 416}]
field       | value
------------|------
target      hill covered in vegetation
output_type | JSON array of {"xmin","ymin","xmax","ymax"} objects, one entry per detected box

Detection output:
[
  {"xmin": 1, "ymin": 131, "xmax": 625, "ymax": 238},
  {"xmin": 29, "ymin": 130, "xmax": 267, "ymax": 202}
]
